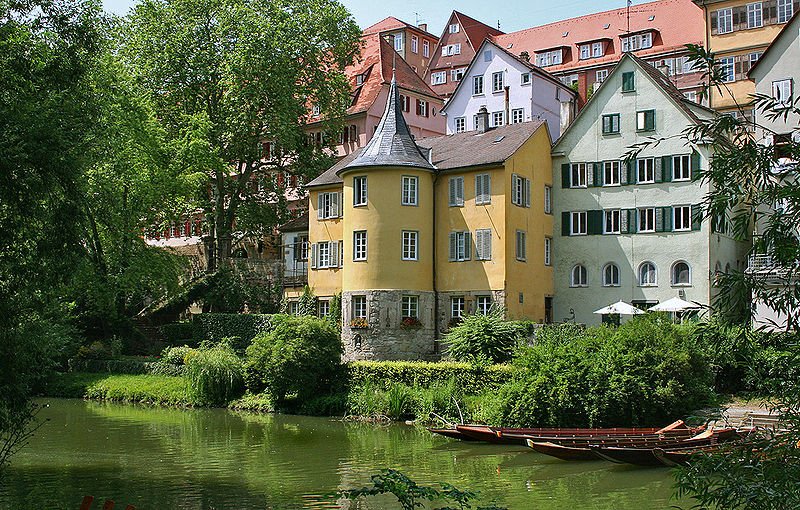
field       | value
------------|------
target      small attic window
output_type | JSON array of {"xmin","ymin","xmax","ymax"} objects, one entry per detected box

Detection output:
[
  {"xmin": 603, "ymin": 23, "xmax": 611, "ymax": 29},
  {"xmin": 562, "ymin": 31, "xmax": 569, "ymax": 37},
  {"xmin": 648, "ymin": 15, "xmax": 655, "ymax": 21},
  {"xmin": 493, "ymin": 135, "xmax": 505, "ymax": 143},
  {"xmin": 356, "ymin": 74, "xmax": 365, "ymax": 86},
  {"xmin": 507, "ymin": 43, "xmax": 513, "ymax": 49}
]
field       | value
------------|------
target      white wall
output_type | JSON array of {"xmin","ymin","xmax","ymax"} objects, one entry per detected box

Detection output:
[
  {"xmin": 443, "ymin": 42, "xmax": 572, "ymax": 139},
  {"xmin": 281, "ymin": 231, "xmax": 308, "ymax": 278},
  {"xmin": 751, "ymin": 22, "xmax": 800, "ymax": 137}
]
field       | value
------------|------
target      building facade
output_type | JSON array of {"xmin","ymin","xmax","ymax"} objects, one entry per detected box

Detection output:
[
  {"xmin": 441, "ymin": 39, "xmax": 577, "ymax": 139},
  {"xmin": 551, "ymin": 54, "xmax": 749, "ymax": 325},
  {"xmin": 362, "ymin": 17, "xmax": 440, "ymax": 77},
  {"xmin": 302, "ymin": 75, "xmax": 555, "ymax": 360},
  {"xmin": 425, "ymin": 11, "xmax": 504, "ymax": 98},
  {"xmin": 694, "ymin": 0, "xmax": 798, "ymax": 116},
  {"xmin": 493, "ymin": 0, "xmax": 707, "ymax": 106}
]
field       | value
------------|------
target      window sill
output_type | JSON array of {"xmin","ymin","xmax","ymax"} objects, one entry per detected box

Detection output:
[
  {"xmin": 603, "ymin": 231, "xmax": 621, "ymax": 235},
  {"xmin": 636, "ymin": 129, "xmax": 656, "ymax": 133},
  {"xmin": 401, "ymin": 258, "xmax": 419, "ymax": 262},
  {"xmin": 603, "ymin": 183, "xmax": 621, "ymax": 187},
  {"xmin": 621, "ymin": 89, "xmax": 636, "ymax": 94},
  {"xmin": 570, "ymin": 233, "xmax": 588, "ymax": 236},
  {"xmin": 569, "ymin": 185, "xmax": 588, "ymax": 189},
  {"xmin": 602, "ymin": 284, "xmax": 621, "ymax": 287},
  {"xmin": 472, "ymin": 93, "xmax": 485, "ymax": 98},
  {"xmin": 401, "ymin": 203, "xmax": 419, "ymax": 207},
  {"xmin": 639, "ymin": 230, "xmax": 656, "ymax": 234},
  {"xmin": 449, "ymin": 204, "xmax": 465, "ymax": 208},
  {"xmin": 672, "ymin": 178, "xmax": 691, "ymax": 183},
  {"xmin": 602, "ymin": 132, "xmax": 621, "ymax": 136},
  {"xmin": 570, "ymin": 285, "xmax": 589, "ymax": 288},
  {"xmin": 638, "ymin": 284, "xmax": 657, "ymax": 288},
  {"xmin": 353, "ymin": 204, "xmax": 367, "ymax": 208},
  {"xmin": 637, "ymin": 180, "xmax": 655, "ymax": 185},
  {"xmin": 671, "ymin": 283, "xmax": 692, "ymax": 288},
  {"xmin": 673, "ymin": 228, "xmax": 692, "ymax": 232}
]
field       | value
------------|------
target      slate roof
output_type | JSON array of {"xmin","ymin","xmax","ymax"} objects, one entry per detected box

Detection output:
[
  {"xmin": 340, "ymin": 73, "xmax": 435, "ymax": 172},
  {"xmin": 492, "ymin": 0, "xmax": 703, "ymax": 74},
  {"xmin": 278, "ymin": 211, "xmax": 309, "ymax": 233},
  {"xmin": 307, "ymin": 121, "xmax": 547, "ymax": 188}
]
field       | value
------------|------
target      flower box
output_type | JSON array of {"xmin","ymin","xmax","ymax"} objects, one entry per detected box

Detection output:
[
  {"xmin": 400, "ymin": 317, "xmax": 423, "ymax": 329},
  {"xmin": 350, "ymin": 318, "xmax": 369, "ymax": 329}
]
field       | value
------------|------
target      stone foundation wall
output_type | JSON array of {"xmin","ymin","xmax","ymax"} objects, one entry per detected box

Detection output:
[
  {"xmin": 341, "ymin": 290, "xmax": 438, "ymax": 361},
  {"xmin": 435, "ymin": 290, "xmax": 507, "ymax": 338}
]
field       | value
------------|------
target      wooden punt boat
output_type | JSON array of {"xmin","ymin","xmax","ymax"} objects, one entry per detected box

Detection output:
[
  {"xmin": 526, "ymin": 441, "xmax": 601, "ymax": 461},
  {"xmin": 590, "ymin": 429, "xmax": 739, "ymax": 466},
  {"xmin": 426, "ymin": 428, "xmax": 480, "ymax": 441}
]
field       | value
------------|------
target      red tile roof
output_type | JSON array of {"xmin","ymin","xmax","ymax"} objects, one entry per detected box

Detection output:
[
  {"xmin": 362, "ymin": 16, "xmax": 438, "ymax": 38},
  {"xmin": 454, "ymin": 10, "xmax": 504, "ymax": 50},
  {"xmin": 343, "ymin": 34, "xmax": 440, "ymax": 117},
  {"xmin": 492, "ymin": 0, "xmax": 704, "ymax": 74}
]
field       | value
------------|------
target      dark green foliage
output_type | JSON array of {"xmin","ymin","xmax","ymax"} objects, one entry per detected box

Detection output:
[
  {"xmin": 201, "ymin": 268, "xmax": 282, "ymax": 314},
  {"xmin": 443, "ymin": 309, "xmax": 525, "ymax": 363},
  {"xmin": 68, "ymin": 358, "xmax": 155, "ymax": 375},
  {"xmin": 244, "ymin": 316, "xmax": 342, "ymax": 402},
  {"xmin": 327, "ymin": 293, "xmax": 342, "ymax": 328},
  {"xmin": 193, "ymin": 313, "xmax": 278, "ymax": 351},
  {"xmin": 340, "ymin": 469, "xmax": 507, "ymax": 510},
  {"xmin": 160, "ymin": 322, "xmax": 197, "ymax": 347},
  {"xmin": 346, "ymin": 378, "xmax": 473, "ymax": 424},
  {"xmin": 297, "ymin": 285, "xmax": 317, "ymax": 316},
  {"xmin": 185, "ymin": 343, "xmax": 245, "ymax": 406},
  {"xmin": 482, "ymin": 316, "xmax": 715, "ymax": 427},
  {"xmin": 348, "ymin": 361, "xmax": 515, "ymax": 394}
]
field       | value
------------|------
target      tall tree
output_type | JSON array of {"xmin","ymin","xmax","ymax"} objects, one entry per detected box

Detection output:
[{"xmin": 119, "ymin": 0, "xmax": 362, "ymax": 269}]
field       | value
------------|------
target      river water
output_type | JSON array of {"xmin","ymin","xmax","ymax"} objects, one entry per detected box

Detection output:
[{"xmin": 0, "ymin": 399, "xmax": 683, "ymax": 509}]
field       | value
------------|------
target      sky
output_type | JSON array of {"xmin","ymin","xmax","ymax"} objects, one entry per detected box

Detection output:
[{"xmin": 101, "ymin": 0, "xmax": 647, "ymax": 34}]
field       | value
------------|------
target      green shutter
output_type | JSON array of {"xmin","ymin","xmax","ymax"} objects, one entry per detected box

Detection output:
[
  {"xmin": 662, "ymin": 156, "xmax": 673, "ymax": 182},
  {"xmin": 691, "ymin": 151, "xmax": 701, "ymax": 181},
  {"xmin": 588, "ymin": 210, "xmax": 603, "ymax": 235},
  {"xmin": 561, "ymin": 212, "xmax": 570, "ymax": 236},
  {"xmin": 561, "ymin": 164, "xmax": 570, "ymax": 188},
  {"xmin": 645, "ymin": 110, "xmax": 655, "ymax": 131},
  {"xmin": 663, "ymin": 206, "xmax": 673, "ymax": 232},
  {"xmin": 656, "ymin": 208, "xmax": 665, "ymax": 232},
  {"xmin": 626, "ymin": 159, "xmax": 635, "ymax": 184},
  {"xmin": 691, "ymin": 204, "xmax": 703, "ymax": 231},
  {"xmin": 595, "ymin": 162, "xmax": 603, "ymax": 186},
  {"xmin": 622, "ymin": 71, "xmax": 635, "ymax": 92}
]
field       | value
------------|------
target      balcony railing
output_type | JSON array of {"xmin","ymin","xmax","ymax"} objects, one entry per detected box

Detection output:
[{"xmin": 747, "ymin": 254, "xmax": 799, "ymax": 280}]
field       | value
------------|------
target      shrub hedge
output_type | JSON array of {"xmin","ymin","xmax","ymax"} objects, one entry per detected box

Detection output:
[
  {"xmin": 348, "ymin": 361, "xmax": 515, "ymax": 394},
  {"xmin": 193, "ymin": 313, "xmax": 277, "ymax": 351},
  {"xmin": 160, "ymin": 322, "xmax": 197, "ymax": 347},
  {"xmin": 67, "ymin": 357, "xmax": 157, "ymax": 375}
]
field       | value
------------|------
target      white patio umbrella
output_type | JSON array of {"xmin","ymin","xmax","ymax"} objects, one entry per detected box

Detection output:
[
  {"xmin": 648, "ymin": 297, "xmax": 702, "ymax": 312},
  {"xmin": 593, "ymin": 300, "xmax": 645, "ymax": 315}
]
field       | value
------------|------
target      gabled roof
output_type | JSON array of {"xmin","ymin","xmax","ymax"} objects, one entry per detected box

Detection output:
[
  {"xmin": 362, "ymin": 16, "xmax": 438, "ymax": 39},
  {"xmin": 454, "ymin": 10, "xmax": 504, "ymax": 50},
  {"xmin": 279, "ymin": 211, "xmax": 309, "ymax": 233},
  {"xmin": 340, "ymin": 73, "xmax": 435, "ymax": 172},
  {"xmin": 307, "ymin": 120, "xmax": 547, "ymax": 187},
  {"xmin": 748, "ymin": 11, "xmax": 800, "ymax": 79},
  {"xmin": 441, "ymin": 38, "xmax": 577, "ymax": 114},
  {"xmin": 492, "ymin": 0, "xmax": 703, "ymax": 74},
  {"xmin": 553, "ymin": 52, "xmax": 714, "ymax": 150},
  {"xmin": 339, "ymin": 34, "xmax": 440, "ymax": 118}
]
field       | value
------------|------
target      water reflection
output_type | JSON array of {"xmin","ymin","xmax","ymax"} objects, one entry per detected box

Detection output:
[{"xmin": 0, "ymin": 399, "xmax": 680, "ymax": 509}]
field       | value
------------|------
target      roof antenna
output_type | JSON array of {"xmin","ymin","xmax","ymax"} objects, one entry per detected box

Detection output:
[
  {"xmin": 497, "ymin": 20, "xmax": 501, "ymax": 30},
  {"xmin": 392, "ymin": 52, "xmax": 396, "ymax": 82},
  {"xmin": 626, "ymin": 0, "xmax": 632, "ymax": 34}
]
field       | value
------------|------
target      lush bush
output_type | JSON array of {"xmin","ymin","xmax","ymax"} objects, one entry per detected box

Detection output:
[
  {"xmin": 185, "ymin": 343, "xmax": 245, "ymax": 406},
  {"xmin": 443, "ymin": 308, "xmax": 524, "ymax": 363},
  {"xmin": 244, "ymin": 316, "xmax": 342, "ymax": 402},
  {"xmin": 349, "ymin": 361, "xmax": 515, "ymax": 394},
  {"xmin": 193, "ymin": 313, "xmax": 279, "ymax": 352},
  {"xmin": 67, "ymin": 357, "xmax": 156, "ymax": 375},
  {"xmin": 74, "ymin": 338, "xmax": 123, "ymax": 360},
  {"xmin": 160, "ymin": 322, "xmax": 197, "ymax": 347},
  {"xmin": 481, "ymin": 315, "xmax": 715, "ymax": 427}
]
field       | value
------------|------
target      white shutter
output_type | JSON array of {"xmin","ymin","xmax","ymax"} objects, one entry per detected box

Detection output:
[
  {"xmin": 317, "ymin": 194, "xmax": 324, "ymax": 219},
  {"xmin": 464, "ymin": 232, "xmax": 472, "ymax": 260},
  {"xmin": 475, "ymin": 175, "xmax": 483, "ymax": 204},
  {"xmin": 457, "ymin": 177, "xmax": 464, "ymax": 205},
  {"xmin": 655, "ymin": 158, "xmax": 663, "ymax": 182},
  {"xmin": 338, "ymin": 240, "xmax": 344, "ymax": 267},
  {"xmin": 449, "ymin": 232, "xmax": 457, "ymax": 261},
  {"xmin": 310, "ymin": 243, "xmax": 318, "ymax": 269},
  {"xmin": 525, "ymin": 178, "xmax": 531, "ymax": 208},
  {"xmin": 484, "ymin": 174, "xmax": 491, "ymax": 203},
  {"xmin": 329, "ymin": 241, "xmax": 338, "ymax": 268},
  {"xmin": 337, "ymin": 192, "xmax": 343, "ymax": 217},
  {"xmin": 621, "ymin": 211, "xmax": 629, "ymax": 233},
  {"xmin": 448, "ymin": 178, "xmax": 456, "ymax": 206},
  {"xmin": 476, "ymin": 229, "xmax": 491, "ymax": 260}
]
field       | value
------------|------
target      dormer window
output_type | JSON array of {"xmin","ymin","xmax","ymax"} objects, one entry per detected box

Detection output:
[
  {"xmin": 621, "ymin": 32, "xmax": 653, "ymax": 52},
  {"xmin": 536, "ymin": 49, "xmax": 563, "ymax": 67},
  {"xmin": 442, "ymin": 44, "xmax": 461, "ymax": 56},
  {"xmin": 449, "ymin": 23, "xmax": 460, "ymax": 33},
  {"xmin": 312, "ymin": 105, "xmax": 321, "ymax": 117},
  {"xmin": 580, "ymin": 41, "xmax": 606, "ymax": 60},
  {"xmin": 592, "ymin": 42, "xmax": 604, "ymax": 57},
  {"xmin": 355, "ymin": 74, "xmax": 365, "ymax": 86}
]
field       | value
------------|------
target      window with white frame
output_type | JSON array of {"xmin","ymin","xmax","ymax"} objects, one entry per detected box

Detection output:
[
  {"xmin": 604, "ymin": 161, "xmax": 621, "ymax": 185},
  {"xmin": 451, "ymin": 68, "xmax": 466, "ymax": 81},
  {"xmin": 394, "ymin": 33, "xmax": 403, "ymax": 51},
  {"xmin": 521, "ymin": 72, "xmax": 531, "ymax": 85},
  {"xmin": 402, "ymin": 176, "xmax": 418, "ymax": 206},
  {"xmin": 401, "ymin": 295, "xmax": 418, "ymax": 318},
  {"xmin": 442, "ymin": 44, "xmax": 461, "ymax": 56},
  {"xmin": 717, "ymin": 8, "xmax": 733, "ymax": 33},
  {"xmin": 402, "ymin": 231, "xmax": 418, "ymax": 260},
  {"xmin": 580, "ymin": 44, "xmax": 591, "ymax": 60},
  {"xmin": 571, "ymin": 211, "xmax": 587, "ymax": 235},
  {"xmin": 636, "ymin": 110, "xmax": 656, "ymax": 131},
  {"xmin": 317, "ymin": 191, "xmax": 340, "ymax": 219},
  {"xmin": 570, "ymin": 163, "xmax": 587, "ymax": 187},
  {"xmin": 773, "ymin": 79, "xmax": 793, "ymax": 105},
  {"xmin": 602, "ymin": 114, "xmax": 620, "ymax": 134},
  {"xmin": 672, "ymin": 261, "xmax": 691, "ymax": 286},
  {"xmin": 492, "ymin": 72, "xmax": 504, "ymax": 92},
  {"xmin": 288, "ymin": 301, "xmax": 299, "ymax": 315},
  {"xmin": 511, "ymin": 108, "xmax": 524, "ymax": 124},
  {"xmin": 604, "ymin": 209, "xmax": 621, "ymax": 234},
  {"xmin": 684, "ymin": 91, "xmax": 698, "ymax": 103},
  {"xmin": 544, "ymin": 237, "xmax": 552, "ymax": 266},
  {"xmin": 639, "ymin": 262, "xmax": 657, "ymax": 286},
  {"xmin": 778, "ymin": 0, "xmax": 794, "ymax": 22},
  {"xmin": 352, "ymin": 295, "xmax": 367, "ymax": 319},
  {"xmin": 312, "ymin": 105, "xmax": 321, "ymax": 116},
  {"xmin": 475, "ymin": 228, "xmax": 492, "ymax": 260},
  {"xmin": 621, "ymin": 32, "xmax": 652, "ymax": 52},
  {"xmin": 454, "ymin": 117, "xmax": 466, "ymax": 133},
  {"xmin": 747, "ymin": 2, "xmax": 763, "ymax": 28},
  {"xmin": 449, "ymin": 231, "xmax": 471, "ymax": 261},
  {"xmin": 511, "ymin": 174, "xmax": 531, "ymax": 207},
  {"xmin": 592, "ymin": 42, "xmax": 604, "ymax": 57},
  {"xmin": 449, "ymin": 23, "xmax": 459, "ymax": 33},
  {"xmin": 411, "ymin": 36, "xmax": 418, "ymax": 53},
  {"xmin": 673, "ymin": 155, "xmax": 691, "ymax": 181},
  {"xmin": 475, "ymin": 174, "xmax": 491, "ymax": 205},
  {"xmin": 418, "ymin": 100, "xmax": 428, "ymax": 117},
  {"xmin": 473, "ymin": 75, "xmax": 484, "ymax": 95},
  {"xmin": 353, "ymin": 176, "xmax": 367, "ymax": 206},
  {"xmin": 536, "ymin": 49, "xmax": 562, "ymax": 67},
  {"xmin": 638, "ymin": 207, "xmax": 656, "ymax": 232},
  {"xmin": 596, "ymin": 69, "xmax": 608, "ymax": 82},
  {"xmin": 423, "ymin": 40, "xmax": 430, "ymax": 57},
  {"xmin": 544, "ymin": 186, "xmax": 552, "ymax": 214},
  {"xmin": 353, "ymin": 230, "xmax": 367, "ymax": 261},
  {"xmin": 571, "ymin": 265, "xmax": 588, "ymax": 287},
  {"xmin": 603, "ymin": 263, "xmax": 620, "ymax": 286},
  {"xmin": 673, "ymin": 205, "xmax": 691, "ymax": 231},
  {"xmin": 637, "ymin": 158, "xmax": 655, "ymax": 183},
  {"xmin": 476, "ymin": 296, "xmax": 492, "ymax": 315},
  {"xmin": 451, "ymin": 297, "xmax": 465, "ymax": 318},
  {"xmin": 719, "ymin": 57, "xmax": 735, "ymax": 82},
  {"xmin": 515, "ymin": 230, "xmax": 527, "ymax": 261},
  {"xmin": 431, "ymin": 71, "xmax": 446, "ymax": 85},
  {"xmin": 318, "ymin": 300, "xmax": 330, "ymax": 318},
  {"xmin": 317, "ymin": 241, "xmax": 331, "ymax": 267},
  {"xmin": 448, "ymin": 176, "xmax": 464, "ymax": 206},
  {"xmin": 492, "ymin": 111, "xmax": 504, "ymax": 127}
]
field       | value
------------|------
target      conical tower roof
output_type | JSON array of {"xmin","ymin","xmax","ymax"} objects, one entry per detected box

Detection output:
[{"xmin": 339, "ymin": 73, "xmax": 435, "ymax": 173}]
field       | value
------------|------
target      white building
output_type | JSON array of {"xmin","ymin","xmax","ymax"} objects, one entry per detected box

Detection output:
[
  {"xmin": 551, "ymin": 53, "xmax": 749, "ymax": 325},
  {"xmin": 441, "ymin": 39, "xmax": 577, "ymax": 140}
]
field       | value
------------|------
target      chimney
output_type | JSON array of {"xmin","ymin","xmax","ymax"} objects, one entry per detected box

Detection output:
[
  {"xmin": 418, "ymin": 23, "xmax": 427, "ymax": 32},
  {"xmin": 476, "ymin": 106, "xmax": 490, "ymax": 133},
  {"xmin": 657, "ymin": 62, "xmax": 671, "ymax": 77},
  {"xmin": 519, "ymin": 51, "xmax": 530, "ymax": 62}
]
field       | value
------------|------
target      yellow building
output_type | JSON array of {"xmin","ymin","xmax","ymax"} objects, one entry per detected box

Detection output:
[
  {"xmin": 694, "ymin": 0, "xmax": 797, "ymax": 115},
  {"xmin": 303, "ymin": 74, "xmax": 555, "ymax": 361}
]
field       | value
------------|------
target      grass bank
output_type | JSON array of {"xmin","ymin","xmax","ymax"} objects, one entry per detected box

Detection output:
[{"xmin": 46, "ymin": 372, "xmax": 196, "ymax": 406}]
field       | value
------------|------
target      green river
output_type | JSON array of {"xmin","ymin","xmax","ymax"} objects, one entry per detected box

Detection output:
[{"xmin": 0, "ymin": 399, "xmax": 683, "ymax": 509}]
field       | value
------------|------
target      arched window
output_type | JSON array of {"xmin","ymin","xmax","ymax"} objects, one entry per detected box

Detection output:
[
  {"xmin": 571, "ymin": 264, "xmax": 588, "ymax": 287},
  {"xmin": 672, "ymin": 261, "xmax": 691, "ymax": 285},
  {"xmin": 638, "ymin": 262, "xmax": 657, "ymax": 286},
  {"xmin": 603, "ymin": 263, "xmax": 620, "ymax": 287},
  {"xmin": 725, "ymin": 262, "xmax": 731, "ymax": 274}
]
